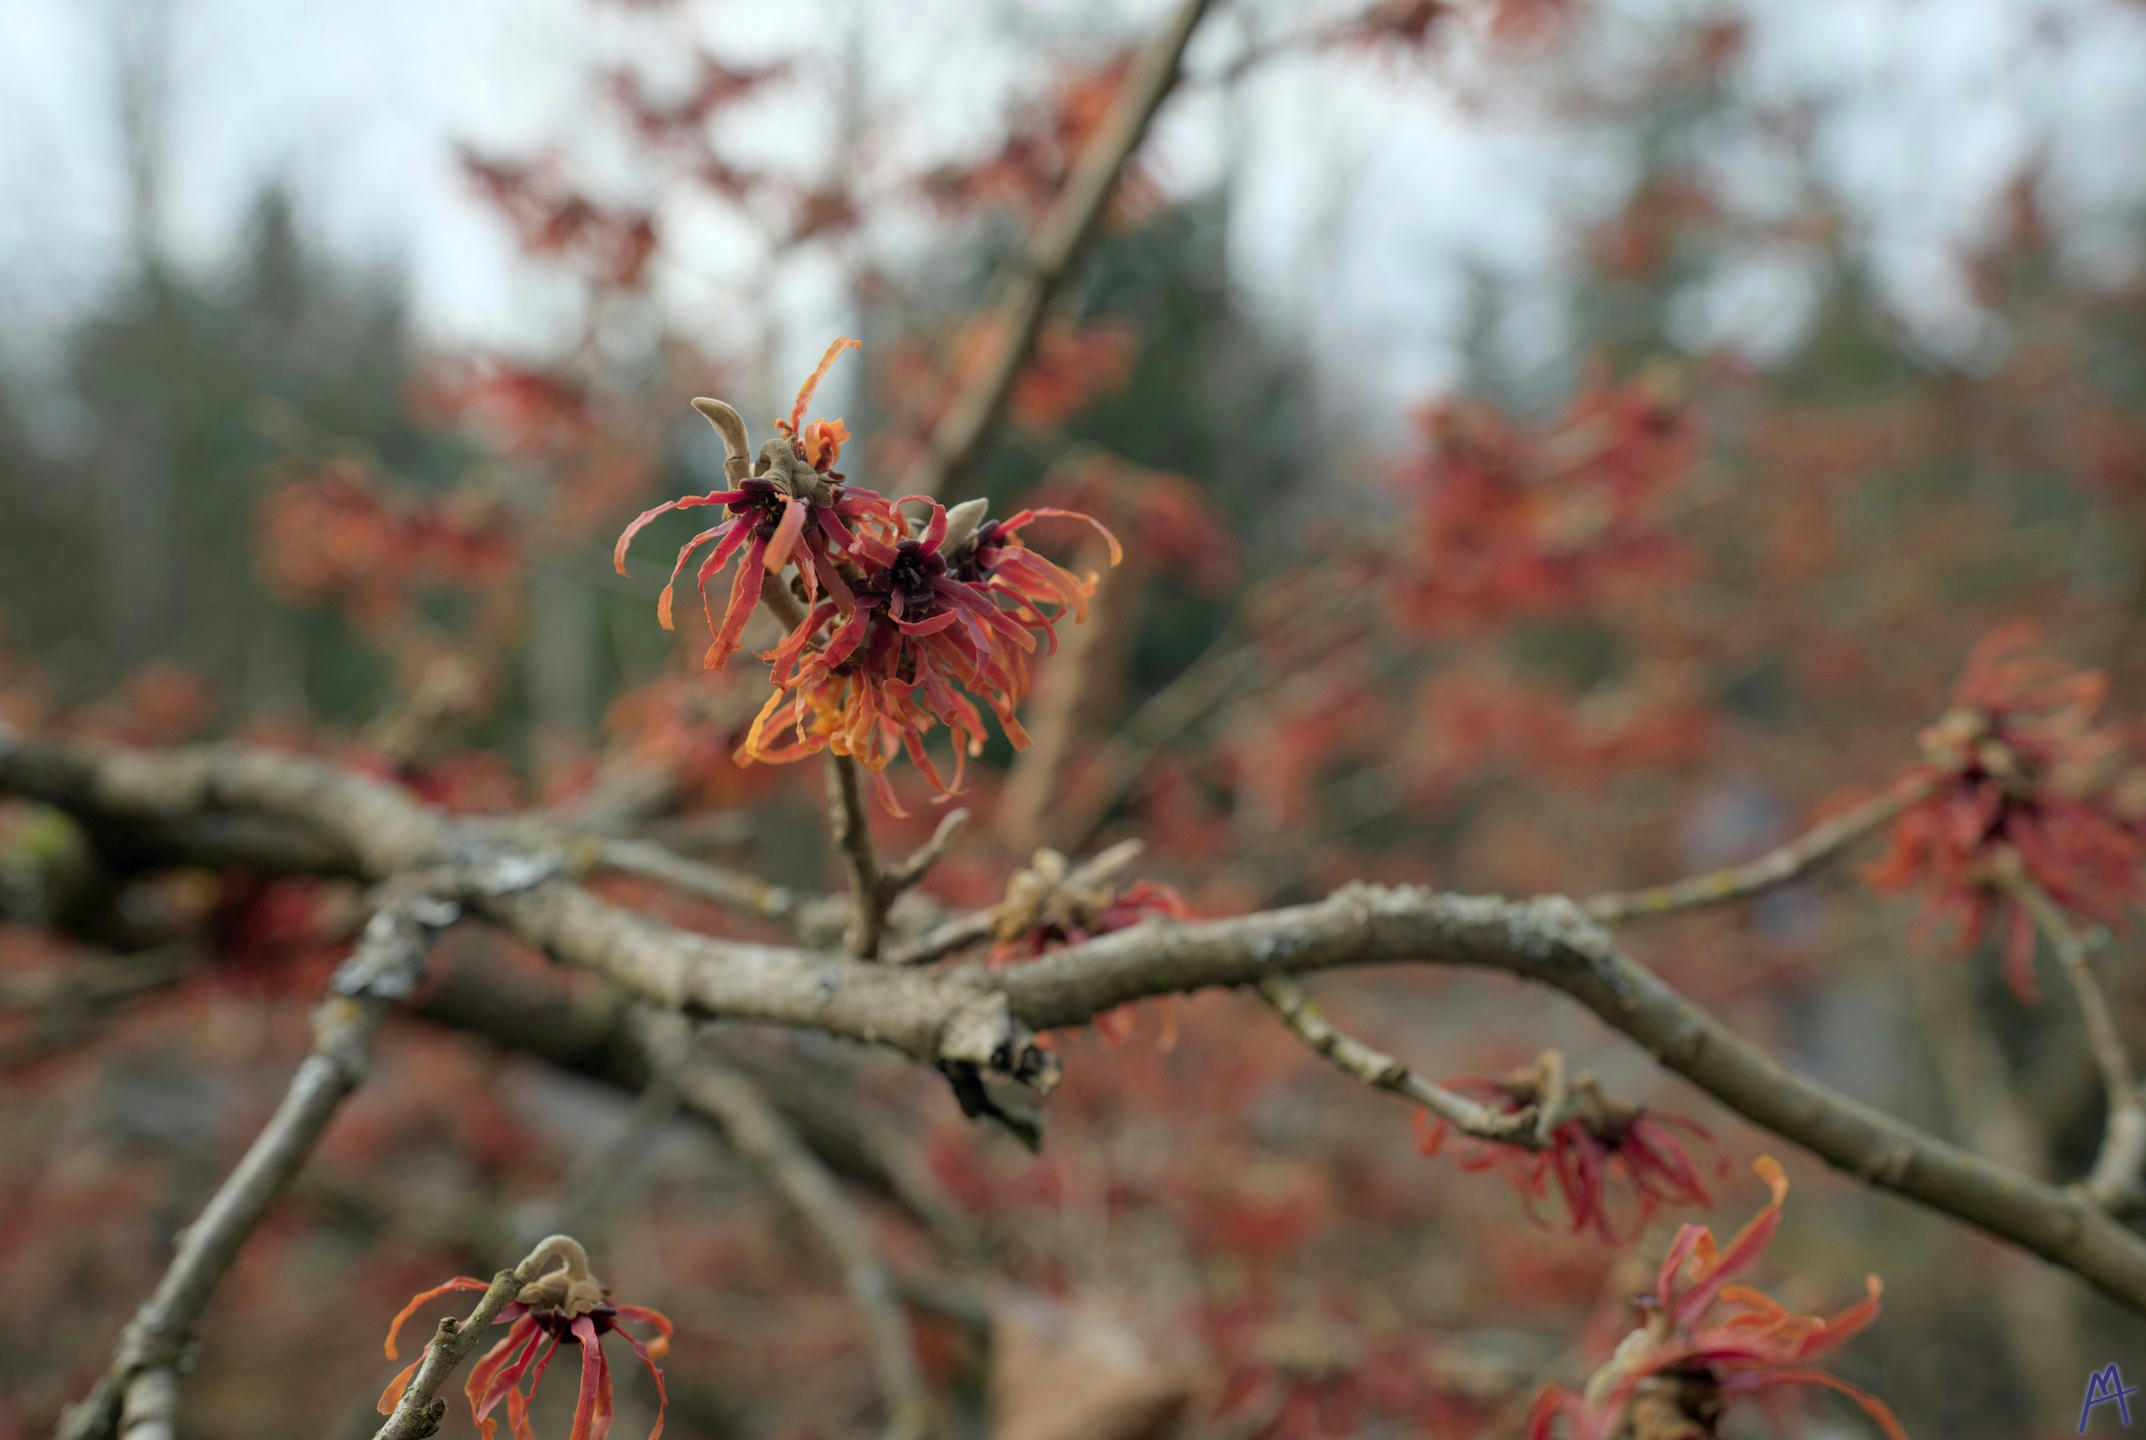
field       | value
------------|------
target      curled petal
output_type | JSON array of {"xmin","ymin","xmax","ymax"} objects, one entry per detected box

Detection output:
[
  {"xmin": 383, "ymin": 1277, "xmax": 490, "ymax": 1358},
  {"xmin": 376, "ymin": 1359, "xmax": 421, "ymax": 1416},
  {"xmin": 1023, "ymin": 506, "xmax": 1124, "ymax": 565},
  {"xmin": 786, "ymin": 337, "xmax": 861, "ymax": 436},
  {"xmin": 613, "ymin": 1305, "xmax": 675, "ymax": 1362},
  {"xmin": 1722, "ymin": 1367, "xmax": 1908, "ymax": 1440},
  {"xmin": 613, "ymin": 495, "xmax": 735, "ymax": 575},
  {"xmin": 619, "ymin": 1327, "xmax": 671, "ymax": 1440}
]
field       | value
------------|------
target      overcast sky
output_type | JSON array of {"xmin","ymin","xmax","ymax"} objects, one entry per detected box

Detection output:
[{"xmin": 4, "ymin": 0, "xmax": 2143, "ymax": 428}]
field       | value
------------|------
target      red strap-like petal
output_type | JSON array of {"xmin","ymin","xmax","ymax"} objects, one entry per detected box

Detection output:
[
  {"xmin": 612, "ymin": 1305, "xmax": 675, "ymax": 1362},
  {"xmin": 567, "ymin": 1316, "xmax": 612, "ymax": 1440},
  {"xmin": 383, "ymin": 1277, "xmax": 490, "ymax": 1358},
  {"xmin": 764, "ymin": 496, "xmax": 809, "ymax": 573},
  {"xmin": 619, "ymin": 1328, "xmax": 671, "ymax": 1440},
  {"xmin": 613, "ymin": 495, "xmax": 735, "ymax": 576},
  {"xmin": 787, "ymin": 337, "xmax": 861, "ymax": 436},
  {"xmin": 376, "ymin": 1359, "xmax": 421, "ymax": 1415}
]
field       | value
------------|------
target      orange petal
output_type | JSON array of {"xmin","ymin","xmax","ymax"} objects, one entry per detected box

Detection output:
[
  {"xmin": 383, "ymin": 1277, "xmax": 490, "ymax": 1358},
  {"xmin": 787, "ymin": 338, "xmax": 861, "ymax": 435},
  {"xmin": 377, "ymin": 1359, "xmax": 422, "ymax": 1415}
]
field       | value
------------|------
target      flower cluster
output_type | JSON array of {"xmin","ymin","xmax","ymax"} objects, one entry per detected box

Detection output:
[
  {"xmin": 1389, "ymin": 370, "xmax": 1697, "ymax": 632},
  {"xmin": 1414, "ymin": 1054, "xmax": 1722, "ymax": 1244},
  {"xmin": 1526, "ymin": 1157, "xmax": 1903, "ymax": 1440},
  {"xmin": 378, "ymin": 1238, "xmax": 671, "ymax": 1440},
  {"xmin": 259, "ymin": 461, "xmax": 518, "ymax": 633},
  {"xmin": 1867, "ymin": 627, "xmax": 2145, "ymax": 1000},
  {"xmin": 616, "ymin": 339, "xmax": 1119, "ymax": 810}
]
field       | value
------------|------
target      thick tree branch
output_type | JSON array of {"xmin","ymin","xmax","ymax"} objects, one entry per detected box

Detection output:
[
  {"xmin": 1584, "ymin": 773, "xmax": 1937, "ymax": 924},
  {"xmin": 897, "ymin": 0, "xmax": 1219, "ymax": 502},
  {"xmin": 14, "ymin": 737, "xmax": 2146, "ymax": 1317}
]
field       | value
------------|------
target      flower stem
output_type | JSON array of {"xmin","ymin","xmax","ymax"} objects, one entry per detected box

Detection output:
[{"xmin": 1585, "ymin": 773, "xmax": 1936, "ymax": 924}]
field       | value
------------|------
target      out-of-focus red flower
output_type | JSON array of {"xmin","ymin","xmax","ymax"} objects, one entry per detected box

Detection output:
[
  {"xmin": 379, "ymin": 1239, "xmax": 671, "ymax": 1440},
  {"xmin": 258, "ymin": 462, "xmax": 519, "ymax": 633},
  {"xmin": 460, "ymin": 151, "xmax": 660, "ymax": 289},
  {"xmin": 919, "ymin": 54, "xmax": 1159, "ymax": 224},
  {"xmin": 985, "ymin": 846, "xmax": 1190, "ymax": 964},
  {"xmin": 1033, "ymin": 453, "xmax": 1238, "ymax": 594},
  {"xmin": 1390, "ymin": 369, "xmax": 1698, "ymax": 632},
  {"xmin": 1327, "ymin": 0, "xmax": 1455, "ymax": 52},
  {"xmin": 1866, "ymin": 627, "xmax": 2145, "ymax": 1000},
  {"xmin": 600, "ymin": 674, "xmax": 780, "ymax": 813},
  {"xmin": 1415, "ymin": 1054, "xmax": 1722, "ymax": 1244},
  {"xmin": 416, "ymin": 362, "xmax": 599, "ymax": 458},
  {"xmin": 877, "ymin": 319, "xmax": 1141, "ymax": 472},
  {"xmin": 606, "ymin": 53, "xmax": 788, "ymax": 142},
  {"xmin": 1526, "ymin": 1157, "xmax": 1904, "ymax": 1440}
]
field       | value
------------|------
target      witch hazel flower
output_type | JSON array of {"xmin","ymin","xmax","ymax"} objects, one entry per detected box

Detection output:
[
  {"xmin": 378, "ymin": 1236, "xmax": 672, "ymax": 1440},
  {"xmin": 613, "ymin": 338, "xmax": 905, "ymax": 671},
  {"xmin": 1866, "ymin": 626, "xmax": 2144, "ymax": 1001},
  {"xmin": 740, "ymin": 495, "xmax": 1117, "ymax": 809},
  {"xmin": 1414, "ymin": 1052, "xmax": 1722, "ymax": 1244},
  {"xmin": 617, "ymin": 340, "xmax": 1120, "ymax": 809},
  {"xmin": 1526, "ymin": 1157, "xmax": 1904, "ymax": 1440}
]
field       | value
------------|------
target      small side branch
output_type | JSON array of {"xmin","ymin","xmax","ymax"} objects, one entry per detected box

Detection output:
[
  {"xmin": 591, "ymin": 835, "xmax": 803, "ymax": 924},
  {"xmin": 663, "ymin": 1034, "xmax": 935, "ymax": 1440},
  {"xmin": 2005, "ymin": 866, "xmax": 2146, "ymax": 1208},
  {"xmin": 57, "ymin": 889, "xmax": 456, "ymax": 1440},
  {"xmin": 1255, "ymin": 978, "xmax": 1541, "ymax": 1146},
  {"xmin": 878, "ymin": 808, "xmax": 969, "ymax": 905},
  {"xmin": 1584, "ymin": 774, "xmax": 1935, "ymax": 924},
  {"xmin": 828, "ymin": 755, "xmax": 887, "ymax": 957}
]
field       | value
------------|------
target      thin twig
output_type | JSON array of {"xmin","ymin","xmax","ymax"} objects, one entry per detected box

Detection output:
[
  {"xmin": 2004, "ymin": 865, "xmax": 2146, "ymax": 1208},
  {"xmin": 1064, "ymin": 628, "xmax": 1265, "ymax": 854},
  {"xmin": 827, "ymin": 755, "xmax": 887, "ymax": 958},
  {"xmin": 1255, "ymin": 977, "xmax": 1542, "ymax": 1145},
  {"xmin": 591, "ymin": 835, "xmax": 803, "ymax": 924},
  {"xmin": 1583, "ymin": 774, "xmax": 1937, "ymax": 924},
  {"xmin": 883, "ymin": 908, "xmax": 1001, "ymax": 969},
  {"xmin": 57, "ymin": 889, "xmax": 458, "ymax": 1440},
  {"xmin": 370, "ymin": 1235, "xmax": 593, "ymax": 1440},
  {"xmin": 897, "ymin": 0, "xmax": 1220, "ymax": 502},
  {"xmin": 878, "ymin": 808, "xmax": 969, "ymax": 904},
  {"xmin": 657, "ymin": 1028, "xmax": 936, "ymax": 1440},
  {"xmin": 752, "ymin": 573, "xmax": 891, "ymax": 958}
]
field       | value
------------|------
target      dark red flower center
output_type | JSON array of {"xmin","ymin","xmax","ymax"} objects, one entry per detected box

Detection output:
[{"xmin": 531, "ymin": 1301, "xmax": 619, "ymax": 1344}]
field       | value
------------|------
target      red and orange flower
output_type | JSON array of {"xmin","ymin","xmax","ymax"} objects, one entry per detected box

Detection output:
[
  {"xmin": 379, "ymin": 1239, "xmax": 671, "ymax": 1440},
  {"xmin": 614, "ymin": 338, "xmax": 905, "ymax": 672},
  {"xmin": 1414, "ymin": 1054, "xmax": 1722, "ymax": 1245},
  {"xmin": 1867, "ymin": 627, "xmax": 2145, "ymax": 1000},
  {"xmin": 1526, "ymin": 1157, "xmax": 1903, "ymax": 1440},
  {"xmin": 617, "ymin": 341, "xmax": 1120, "ymax": 808}
]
